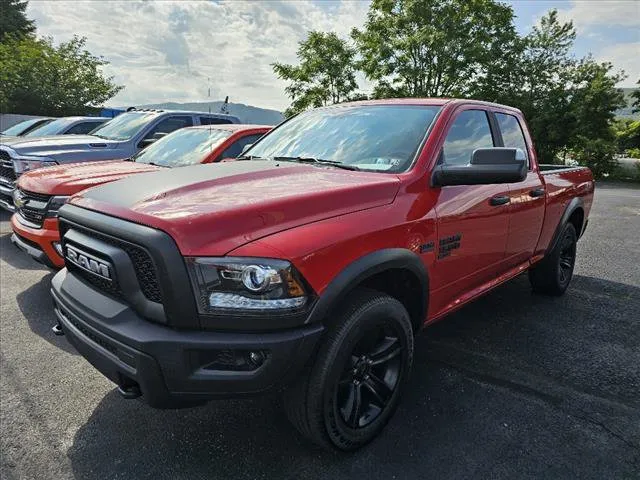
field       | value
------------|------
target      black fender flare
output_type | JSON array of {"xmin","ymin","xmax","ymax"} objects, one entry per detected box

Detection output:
[
  {"xmin": 548, "ymin": 196, "xmax": 585, "ymax": 253},
  {"xmin": 306, "ymin": 248, "xmax": 429, "ymax": 327}
]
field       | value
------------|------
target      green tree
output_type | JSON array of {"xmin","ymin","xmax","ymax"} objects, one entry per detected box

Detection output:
[
  {"xmin": 352, "ymin": 0, "xmax": 518, "ymax": 98},
  {"xmin": 501, "ymin": 10, "xmax": 577, "ymax": 164},
  {"xmin": 0, "ymin": 0, "xmax": 35, "ymax": 39},
  {"xmin": 273, "ymin": 31, "xmax": 359, "ymax": 117},
  {"xmin": 632, "ymin": 78, "xmax": 640, "ymax": 114},
  {"xmin": 475, "ymin": 10, "xmax": 625, "ymax": 172},
  {"xmin": 0, "ymin": 35, "xmax": 123, "ymax": 115}
]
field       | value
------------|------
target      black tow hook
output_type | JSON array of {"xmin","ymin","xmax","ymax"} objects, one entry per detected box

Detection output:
[
  {"xmin": 117, "ymin": 384, "xmax": 142, "ymax": 400},
  {"xmin": 52, "ymin": 323, "xmax": 64, "ymax": 336}
]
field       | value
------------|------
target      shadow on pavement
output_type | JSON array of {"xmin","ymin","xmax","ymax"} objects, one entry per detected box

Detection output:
[
  {"xmin": 15, "ymin": 272, "xmax": 77, "ymax": 355},
  {"xmin": 0, "ymin": 232, "xmax": 52, "ymax": 271},
  {"xmin": 67, "ymin": 274, "xmax": 640, "ymax": 479}
]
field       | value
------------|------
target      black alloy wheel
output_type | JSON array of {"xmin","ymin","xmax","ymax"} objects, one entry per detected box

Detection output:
[
  {"xmin": 558, "ymin": 229, "xmax": 577, "ymax": 287},
  {"xmin": 335, "ymin": 326, "xmax": 403, "ymax": 429}
]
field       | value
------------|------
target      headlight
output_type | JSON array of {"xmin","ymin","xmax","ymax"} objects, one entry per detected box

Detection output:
[
  {"xmin": 13, "ymin": 157, "xmax": 57, "ymax": 175},
  {"xmin": 186, "ymin": 257, "xmax": 310, "ymax": 314},
  {"xmin": 45, "ymin": 195, "xmax": 70, "ymax": 217}
]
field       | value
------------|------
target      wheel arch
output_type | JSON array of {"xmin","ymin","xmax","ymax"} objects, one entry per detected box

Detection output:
[
  {"xmin": 549, "ymin": 197, "xmax": 585, "ymax": 253},
  {"xmin": 306, "ymin": 248, "xmax": 429, "ymax": 332}
]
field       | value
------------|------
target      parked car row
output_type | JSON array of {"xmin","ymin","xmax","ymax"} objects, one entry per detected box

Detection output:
[
  {"xmin": 4, "ymin": 99, "xmax": 595, "ymax": 451},
  {"xmin": 0, "ymin": 109, "xmax": 240, "ymax": 211}
]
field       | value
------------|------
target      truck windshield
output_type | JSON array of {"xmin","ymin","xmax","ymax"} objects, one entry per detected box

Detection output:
[
  {"xmin": 1, "ymin": 118, "xmax": 52, "ymax": 136},
  {"xmin": 246, "ymin": 105, "xmax": 441, "ymax": 173},
  {"xmin": 133, "ymin": 128, "xmax": 232, "ymax": 167},
  {"xmin": 23, "ymin": 118, "xmax": 72, "ymax": 137},
  {"xmin": 90, "ymin": 112, "xmax": 157, "ymax": 141}
]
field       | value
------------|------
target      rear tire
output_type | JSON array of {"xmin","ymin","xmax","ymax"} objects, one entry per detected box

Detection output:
[
  {"xmin": 284, "ymin": 288, "xmax": 413, "ymax": 451},
  {"xmin": 529, "ymin": 222, "xmax": 577, "ymax": 296}
]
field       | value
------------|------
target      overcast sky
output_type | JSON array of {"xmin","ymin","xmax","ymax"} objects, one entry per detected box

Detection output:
[{"xmin": 27, "ymin": 0, "xmax": 639, "ymax": 111}]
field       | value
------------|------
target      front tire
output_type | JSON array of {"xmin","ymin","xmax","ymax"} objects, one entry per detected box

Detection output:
[
  {"xmin": 284, "ymin": 288, "xmax": 414, "ymax": 451},
  {"xmin": 529, "ymin": 222, "xmax": 577, "ymax": 296}
]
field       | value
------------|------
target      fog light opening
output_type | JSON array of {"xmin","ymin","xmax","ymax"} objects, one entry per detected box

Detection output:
[{"xmin": 249, "ymin": 351, "xmax": 266, "ymax": 367}]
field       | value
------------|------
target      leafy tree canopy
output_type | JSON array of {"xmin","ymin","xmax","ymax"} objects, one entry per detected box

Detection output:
[
  {"xmin": 0, "ymin": 0, "xmax": 35, "ymax": 39},
  {"xmin": 0, "ymin": 35, "xmax": 124, "ymax": 116},
  {"xmin": 272, "ymin": 31, "xmax": 360, "ymax": 117},
  {"xmin": 352, "ymin": 0, "xmax": 518, "ymax": 98}
]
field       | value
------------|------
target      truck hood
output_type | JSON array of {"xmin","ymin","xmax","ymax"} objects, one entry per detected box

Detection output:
[
  {"xmin": 70, "ymin": 161, "xmax": 401, "ymax": 255},
  {"xmin": 18, "ymin": 160, "xmax": 163, "ymax": 196},
  {"xmin": 1, "ymin": 135, "xmax": 120, "ymax": 157}
]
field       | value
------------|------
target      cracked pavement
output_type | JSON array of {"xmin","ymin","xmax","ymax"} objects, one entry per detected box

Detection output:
[{"xmin": 1, "ymin": 182, "xmax": 639, "ymax": 479}]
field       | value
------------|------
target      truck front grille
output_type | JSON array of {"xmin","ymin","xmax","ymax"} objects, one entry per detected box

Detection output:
[
  {"xmin": 16, "ymin": 189, "xmax": 51, "ymax": 228},
  {"xmin": 0, "ymin": 160, "xmax": 16, "ymax": 182},
  {"xmin": 59, "ymin": 220, "xmax": 163, "ymax": 304}
]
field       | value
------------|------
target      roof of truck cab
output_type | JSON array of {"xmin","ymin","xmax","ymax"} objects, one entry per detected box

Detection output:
[{"xmin": 334, "ymin": 97, "xmax": 523, "ymax": 113}]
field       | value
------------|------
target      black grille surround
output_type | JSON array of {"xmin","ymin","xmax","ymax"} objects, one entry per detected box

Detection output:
[
  {"xmin": 59, "ymin": 220, "xmax": 163, "ymax": 304},
  {"xmin": 20, "ymin": 189, "xmax": 51, "ymax": 203}
]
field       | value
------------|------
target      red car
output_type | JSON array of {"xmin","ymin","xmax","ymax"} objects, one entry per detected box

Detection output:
[
  {"xmin": 11, "ymin": 124, "xmax": 270, "ymax": 268},
  {"xmin": 50, "ymin": 99, "xmax": 594, "ymax": 450}
]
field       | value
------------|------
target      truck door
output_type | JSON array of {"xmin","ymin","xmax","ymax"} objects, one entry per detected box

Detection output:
[
  {"xmin": 494, "ymin": 112, "xmax": 545, "ymax": 266},
  {"xmin": 432, "ymin": 108, "xmax": 511, "ymax": 306}
]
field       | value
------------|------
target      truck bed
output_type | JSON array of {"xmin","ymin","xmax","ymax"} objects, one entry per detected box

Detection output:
[
  {"xmin": 535, "ymin": 165, "xmax": 595, "ymax": 256},
  {"xmin": 539, "ymin": 164, "xmax": 588, "ymax": 174}
]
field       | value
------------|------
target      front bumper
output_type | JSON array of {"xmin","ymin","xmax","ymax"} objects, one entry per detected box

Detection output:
[
  {"xmin": 11, "ymin": 214, "xmax": 63, "ymax": 268},
  {"xmin": 51, "ymin": 269, "xmax": 323, "ymax": 408}
]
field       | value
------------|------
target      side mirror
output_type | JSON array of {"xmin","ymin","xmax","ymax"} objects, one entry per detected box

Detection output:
[
  {"xmin": 432, "ymin": 148, "xmax": 527, "ymax": 187},
  {"xmin": 240, "ymin": 143, "xmax": 253, "ymax": 155}
]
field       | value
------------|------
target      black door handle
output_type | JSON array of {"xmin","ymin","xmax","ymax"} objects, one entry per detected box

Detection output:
[
  {"xmin": 490, "ymin": 195, "xmax": 510, "ymax": 206},
  {"xmin": 529, "ymin": 187, "xmax": 545, "ymax": 198}
]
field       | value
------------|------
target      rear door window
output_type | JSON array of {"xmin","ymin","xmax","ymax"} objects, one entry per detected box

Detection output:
[
  {"xmin": 495, "ymin": 113, "xmax": 529, "ymax": 166},
  {"xmin": 442, "ymin": 110, "xmax": 494, "ymax": 165}
]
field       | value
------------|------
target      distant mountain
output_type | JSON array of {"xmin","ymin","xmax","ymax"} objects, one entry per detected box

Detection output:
[{"xmin": 134, "ymin": 101, "xmax": 284, "ymax": 125}]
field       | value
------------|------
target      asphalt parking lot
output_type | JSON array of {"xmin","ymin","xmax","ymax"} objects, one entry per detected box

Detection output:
[{"xmin": 1, "ymin": 182, "xmax": 639, "ymax": 479}]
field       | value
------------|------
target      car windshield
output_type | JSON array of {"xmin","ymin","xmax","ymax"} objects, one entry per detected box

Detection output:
[
  {"xmin": 133, "ymin": 128, "xmax": 232, "ymax": 167},
  {"xmin": 246, "ymin": 105, "xmax": 441, "ymax": 173},
  {"xmin": 1, "ymin": 118, "xmax": 51, "ymax": 136},
  {"xmin": 23, "ymin": 118, "xmax": 73, "ymax": 137},
  {"xmin": 90, "ymin": 112, "xmax": 158, "ymax": 141}
]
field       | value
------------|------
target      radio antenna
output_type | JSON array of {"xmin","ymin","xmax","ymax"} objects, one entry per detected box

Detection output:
[{"xmin": 207, "ymin": 77, "xmax": 212, "ymax": 134}]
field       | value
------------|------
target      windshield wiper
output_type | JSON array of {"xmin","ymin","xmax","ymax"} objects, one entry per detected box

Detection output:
[{"xmin": 272, "ymin": 156, "xmax": 361, "ymax": 171}]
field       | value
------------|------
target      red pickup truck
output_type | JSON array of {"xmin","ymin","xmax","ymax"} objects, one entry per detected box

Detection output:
[
  {"xmin": 11, "ymin": 124, "xmax": 270, "ymax": 268},
  {"xmin": 50, "ymin": 99, "xmax": 594, "ymax": 451}
]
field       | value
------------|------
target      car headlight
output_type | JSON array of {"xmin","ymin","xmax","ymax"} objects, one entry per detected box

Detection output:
[
  {"xmin": 45, "ymin": 195, "xmax": 70, "ymax": 217},
  {"xmin": 13, "ymin": 157, "xmax": 57, "ymax": 175},
  {"xmin": 186, "ymin": 257, "xmax": 310, "ymax": 314}
]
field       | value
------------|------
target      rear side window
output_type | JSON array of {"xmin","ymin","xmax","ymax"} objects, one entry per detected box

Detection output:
[
  {"xmin": 218, "ymin": 133, "xmax": 263, "ymax": 160},
  {"xmin": 200, "ymin": 117, "xmax": 232, "ymax": 125},
  {"xmin": 496, "ymin": 113, "xmax": 529, "ymax": 165},
  {"xmin": 442, "ymin": 110, "xmax": 494, "ymax": 165},
  {"xmin": 66, "ymin": 121, "xmax": 104, "ymax": 135}
]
